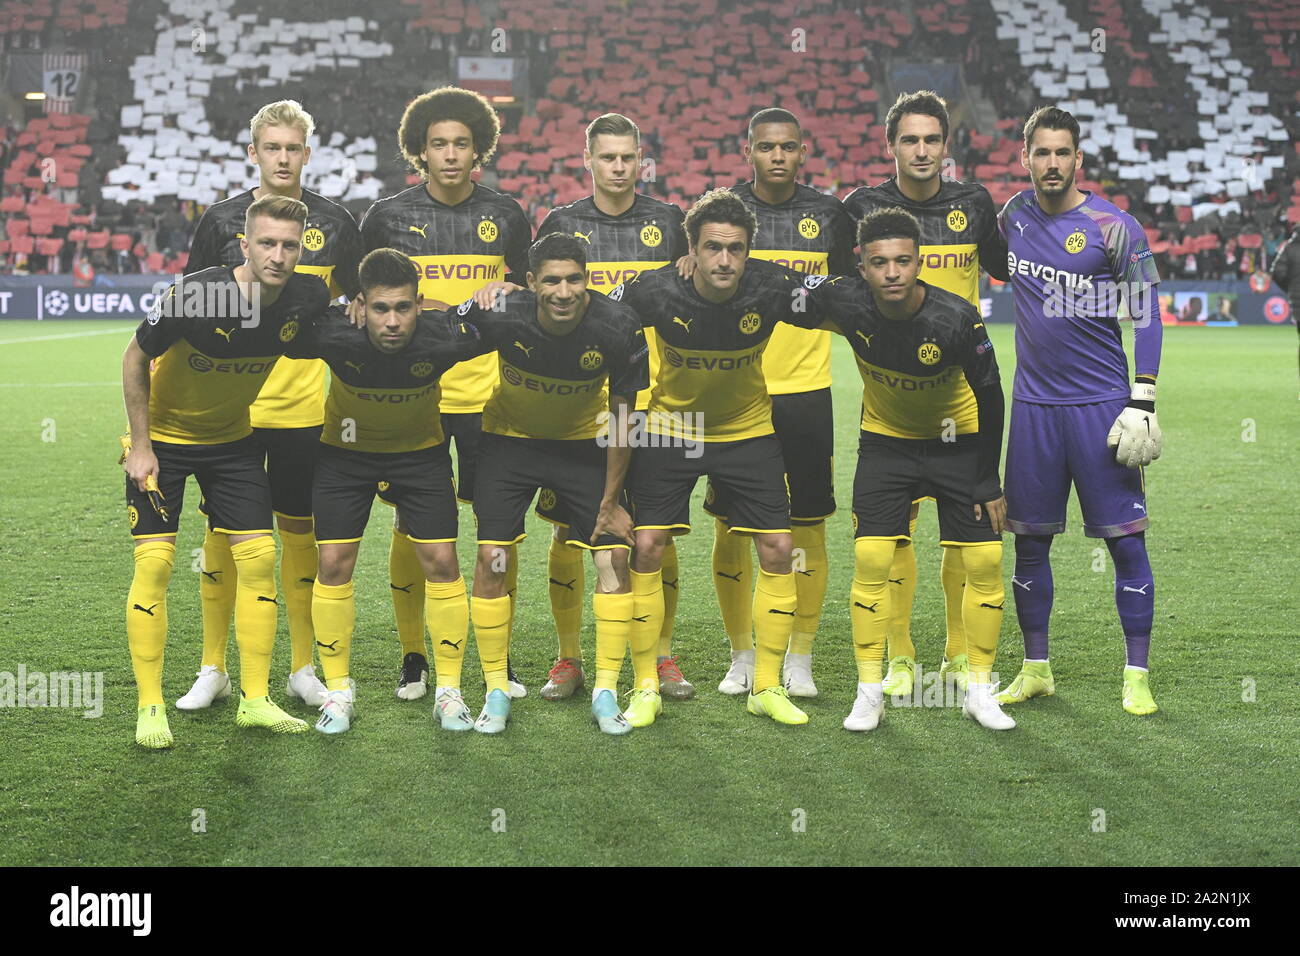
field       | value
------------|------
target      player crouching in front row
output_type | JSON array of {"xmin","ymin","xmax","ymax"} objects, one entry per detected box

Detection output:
[
  {"xmin": 812, "ymin": 208, "xmax": 1015, "ymax": 731},
  {"xmin": 287, "ymin": 249, "xmax": 490, "ymax": 735}
]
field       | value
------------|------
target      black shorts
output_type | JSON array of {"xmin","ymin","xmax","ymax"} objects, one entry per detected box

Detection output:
[
  {"xmin": 629, "ymin": 434, "xmax": 790, "ymax": 536},
  {"xmin": 128, "ymin": 436, "xmax": 272, "ymax": 538},
  {"xmin": 474, "ymin": 433, "xmax": 629, "ymax": 551},
  {"xmin": 851, "ymin": 430, "xmax": 998, "ymax": 544},
  {"xmin": 376, "ymin": 412, "xmax": 480, "ymax": 508},
  {"xmin": 314, "ymin": 442, "xmax": 458, "ymax": 544},
  {"xmin": 705, "ymin": 388, "xmax": 834, "ymax": 525},
  {"xmin": 197, "ymin": 425, "xmax": 321, "ymax": 522}
]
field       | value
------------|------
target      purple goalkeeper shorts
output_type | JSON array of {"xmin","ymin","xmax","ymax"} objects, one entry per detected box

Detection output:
[{"xmin": 1005, "ymin": 398, "xmax": 1149, "ymax": 538}]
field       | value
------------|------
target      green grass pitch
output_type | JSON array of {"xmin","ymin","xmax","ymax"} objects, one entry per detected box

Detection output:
[{"xmin": 0, "ymin": 319, "xmax": 1295, "ymax": 866}]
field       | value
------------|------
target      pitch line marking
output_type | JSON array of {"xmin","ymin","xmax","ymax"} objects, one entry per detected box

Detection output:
[{"xmin": 0, "ymin": 324, "xmax": 136, "ymax": 345}]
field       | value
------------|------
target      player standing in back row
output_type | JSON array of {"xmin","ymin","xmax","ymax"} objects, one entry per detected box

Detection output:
[
  {"xmin": 357, "ymin": 87, "xmax": 531, "ymax": 704},
  {"xmin": 531, "ymin": 113, "xmax": 689, "ymax": 701},
  {"xmin": 709, "ymin": 107, "xmax": 856, "ymax": 699},
  {"xmin": 843, "ymin": 91, "xmax": 1008, "ymax": 700},
  {"xmin": 178, "ymin": 100, "xmax": 363, "ymax": 714},
  {"xmin": 995, "ymin": 106, "xmax": 1164, "ymax": 715}
]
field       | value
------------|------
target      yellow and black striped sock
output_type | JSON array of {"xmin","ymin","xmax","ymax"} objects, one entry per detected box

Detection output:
[
  {"xmin": 279, "ymin": 527, "xmax": 318, "ymax": 672},
  {"xmin": 886, "ymin": 532, "xmax": 917, "ymax": 660},
  {"xmin": 231, "ymin": 536, "xmax": 278, "ymax": 699},
  {"xmin": 657, "ymin": 539, "xmax": 680, "ymax": 656},
  {"xmin": 389, "ymin": 530, "xmax": 426, "ymax": 657},
  {"xmin": 629, "ymin": 569, "xmax": 663, "ymax": 691},
  {"xmin": 852, "ymin": 538, "xmax": 895, "ymax": 683},
  {"xmin": 427, "ymin": 577, "xmax": 469, "ymax": 690},
  {"xmin": 790, "ymin": 522, "xmax": 828, "ymax": 655},
  {"xmin": 199, "ymin": 527, "xmax": 234, "ymax": 671},
  {"xmin": 712, "ymin": 519, "xmax": 754, "ymax": 651},
  {"xmin": 752, "ymin": 568, "xmax": 797, "ymax": 692},
  {"xmin": 548, "ymin": 536, "xmax": 584, "ymax": 660},
  {"xmin": 471, "ymin": 594, "xmax": 512, "ymax": 695},
  {"xmin": 594, "ymin": 591, "xmax": 633, "ymax": 693},
  {"xmin": 128, "ymin": 540, "xmax": 175, "ymax": 708},
  {"xmin": 941, "ymin": 544, "xmax": 968, "ymax": 661},
  {"xmin": 312, "ymin": 580, "xmax": 354, "ymax": 690},
  {"xmin": 959, "ymin": 542, "xmax": 1005, "ymax": 684}
]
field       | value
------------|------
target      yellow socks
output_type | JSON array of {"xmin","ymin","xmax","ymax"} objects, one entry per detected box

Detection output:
[
  {"xmin": 199, "ymin": 527, "xmax": 235, "ymax": 671},
  {"xmin": 389, "ymin": 530, "xmax": 426, "ymax": 657},
  {"xmin": 886, "ymin": 537, "xmax": 917, "ymax": 660},
  {"xmin": 941, "ymin": 543, "xmax": 968, "ymax": 661},
  {"xmin": 427, "ymin": 577, "xmax": 469, "ymax": 689},
  {"xmin": 657, "ymin": 539, "xmax": 680, "ymax": 656},
  {"xmin": 279, "ymin": 527, "xmax": 318, "ymax": 672},
  {"xmin": 312, "ymin": 580, "xmax": 354, "ymax": 690},
  {"xmin": 127, "ymin": 540, "xmax": 175, "ymax": 708},
  {"xmin": 712, "ymin": 518, "xmax": 754, "ymax": 651},
  {"xmin": 851, "ymin": 538, "xmax": 896, "ymax": 684},
  {"xmin": 548, "ymin": 536, "xmax": 584, "ymax": 660},
  {"xmin": 504, "ymin": 544, "xmax": 519, "ymax": 636},
  {"xmin": 790, "ymin": 522, "xmax": 828, "ymax": 655},
  {"xmin": 629, "ymin": 569, "xmax": 663, "ymax": 690},
  {"xmin": 230, "ymin": 536, "xmax": 278, "ymax": 699},
  {"xmin": 958, "ymin": 542, "xmax": 1004, "ymax": 683},
  {"xmin": 471, "ymin": 594, "xmax": 512, "ymax": 695},
  {"xmin": 593, "ymin": 591, "xmax": 633, "ymax": 693},
  {"xmin": 752, "ymin": 568, "xmax": 797, "ymax": 692}
]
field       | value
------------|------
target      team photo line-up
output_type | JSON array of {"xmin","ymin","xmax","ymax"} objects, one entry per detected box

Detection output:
[{"xmin": 119, "ymin": 84, "xmax": 1164, "ymax": 749}]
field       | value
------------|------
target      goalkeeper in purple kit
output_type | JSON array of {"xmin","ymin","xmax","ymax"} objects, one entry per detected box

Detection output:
[{"xmin": 996, "ymin": 107, "xmax": 1164, "ymax": 715}]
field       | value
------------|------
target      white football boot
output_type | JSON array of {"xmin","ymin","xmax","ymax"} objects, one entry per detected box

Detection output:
[
  {"xmin": 718, "ymin": 648, "xmax": 755, "ymax": 695},
  {"xmin": 285, "ymin": 664, "xmax": 328, "ymax": 707},
  {"xmin": 843, "ymin": 682, "xmax": 885, "ymax": 732},
  {"xmin": 783, "ymin": 652, "xmax": 818, "ymax": 698},
  {"xmin": 963, "ymin": 682, "xmax": 1016, "ymax": 730},
  {"xmin": 175, "ymin": 665, "xmax": 231, "ymax": 711}
]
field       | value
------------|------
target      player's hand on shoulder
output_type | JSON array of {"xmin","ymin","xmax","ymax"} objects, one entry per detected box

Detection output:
[
  {"xmin": 675, "ymin": 253, "xmax": 697, "ymax": 279},
  {"xmin": 472, "ymin": 281, "xmax": 520, "ymax": 311},
  {"xmin": 345, "ymin": 294, "xmax": 365, "ymax": 328}
]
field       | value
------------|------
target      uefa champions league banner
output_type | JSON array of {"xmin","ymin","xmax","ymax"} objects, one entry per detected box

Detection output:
[
  {"xmin": 0, "ymin": 274, "xmax": 1292, "ymax": 325},
  {"xmin": 0, "ymin": 275, "xmax": 173, "ymax": 321}
]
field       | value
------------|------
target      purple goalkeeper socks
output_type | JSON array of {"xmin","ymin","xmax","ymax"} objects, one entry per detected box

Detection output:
[
  {"xmin": 1012, "ymin": 534, "xmax": 1054, "ymax": 660},
  {"xmin": 1107, "ymin": 533, "xmax": 1154, "ymax": 669}
]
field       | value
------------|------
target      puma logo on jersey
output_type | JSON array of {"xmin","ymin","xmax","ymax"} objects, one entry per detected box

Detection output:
[
  {"xmin": 855, "ymin": 330, "xmax": 874, "ymax": 348},
  {"xmin": 514, "ymin": 341, "xmax": 534, "ymax": 357},
  {"xmin": 573, "ymin": 230, "xmax": 592, "ymax": 244},
  {"xmin": 345, "ymin": 360, "xmax": 364, "ymax": 373},
  {"xmin": 1014, "ymin": 220, "xmax": 1028, "ymax": 237},
  {"xmin": 213, "ymin": 327, "xmax": 233, "ymax": 341},
  {"xmin": 673, "ymin": 316, "xmax": 693, "ymax": 332},
  {"xmin": 409, "ymin": 224, "xmax": 427, "ymax": 238}
]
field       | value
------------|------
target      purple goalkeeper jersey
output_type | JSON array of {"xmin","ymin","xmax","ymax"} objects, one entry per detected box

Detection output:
[{"xmin": 998, "ymin": 190, "xmax": 1162, "ymax": 404}]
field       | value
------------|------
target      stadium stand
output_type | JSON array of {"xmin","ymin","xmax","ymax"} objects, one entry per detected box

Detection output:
[{"xmin": 2, "ymin": 0, "xmax": 1297, "ymax": 279}]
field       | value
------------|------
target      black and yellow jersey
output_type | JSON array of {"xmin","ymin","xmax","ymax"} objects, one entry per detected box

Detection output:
[
  {"xmin": 285, "ymin": 307, "xmax": 490, "ymax": 453},
  {"xmin": 842, "ymin": 177, "xmax": 1008, "ymax": 305},
  {"xmin": 135, "ymin": 267, "xmax": 331, "ymax": 445},
  {"xmin": 186, "ymin": 187, "xmax": 363, "ymax": 430},
  {"xmin": 449, "ymin": 290, "xmax": 648, "ymax": 441},
  {"xmin": 730, "ymin": 181, "xmax": 856, "ymax": 395},
  {"xmin": 359, "ymin": 182, "xmax": 531, "ymax": 414},
  {"xmin": 810, "ymin": 275, "xmax": 1001, "ymax": 439},
  {"xmin": 614, "ymin": 260, "xmax": 826, "ymax": 442},
  {"xmin": 537, "ymin": 193, "xmax": 685, "ymax": 409}
]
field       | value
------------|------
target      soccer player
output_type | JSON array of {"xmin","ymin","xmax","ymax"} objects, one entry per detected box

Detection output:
[
  {"xmin": 705, "ymin": 108, "xmax": 856, "ymax": 698},
  {"xmin": 284, "ymin": 249, "xmax": 488, "ymax": 735},
  {"xmin": 178, "ymin": 100, "xmax": 363, "ymax": 713},
  {"xmin": 452, "ymin": 233, "xmax": 649, "ymax": 734},
  {"xmin": 616, "ymin": 189, "xmax": 830, "ymax": 727},
  {"xmin": 809, "ymin": 208, "xmax": 1013, "ymax": 731},
  {"xmin": 995, "ymin": 106, "xmax": 1164, "ymax": 715},
  {"xmin": 357, "ymin": 86, "xmax": 531, "ymax": 702},
  {"xmin": 120, "ymin": 195, "xmax": 330, "ymax": 747},
  {"xmin": 531, "ymin": 113, "xmax": 689, "ymax": 701},
  {"xmin": 843, "ymin": 91, "xmax": 1009, "ymax": 699},
  {"xmin": 1268, "ymin": 227, "xmax": 1300, "ymax": 396}
]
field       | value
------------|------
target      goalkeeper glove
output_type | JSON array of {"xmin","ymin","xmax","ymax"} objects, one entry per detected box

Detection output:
[
  {"xmin": 119, "ymin": 433, "xmax": 170, "ymax": 520},
  {"xmin": 1107, "ymin": 381, "xmax": 1161, "ymax": 468}
]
